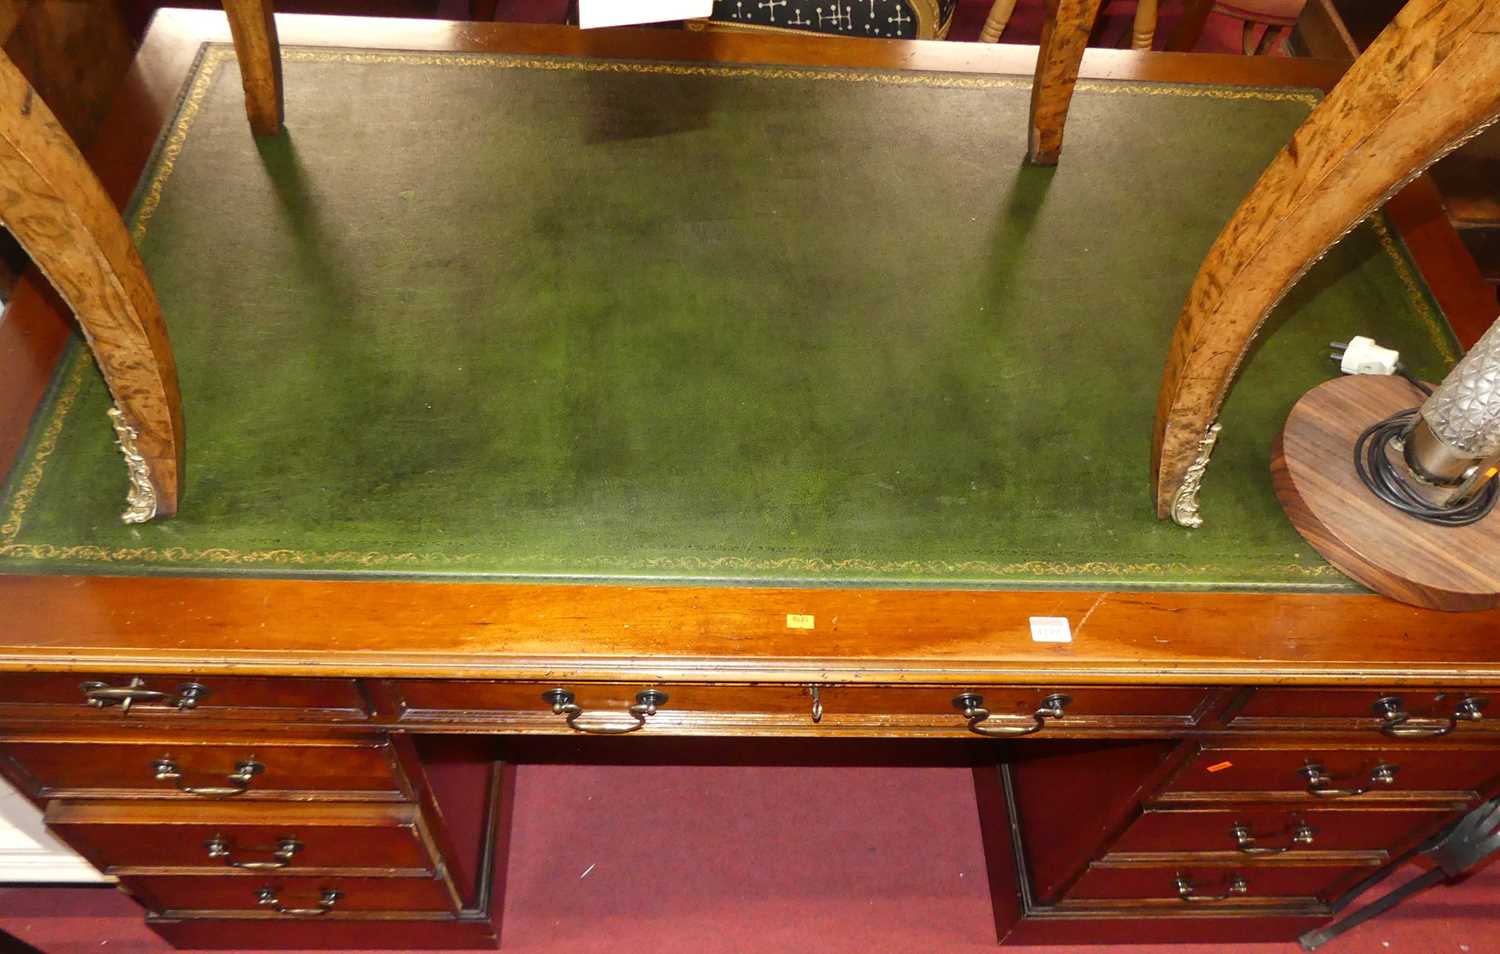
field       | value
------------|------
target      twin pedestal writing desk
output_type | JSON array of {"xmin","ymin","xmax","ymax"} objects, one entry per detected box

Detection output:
[{"xmin": 3, "ymin": 11, "xmax": 1500, "ymax": 948}]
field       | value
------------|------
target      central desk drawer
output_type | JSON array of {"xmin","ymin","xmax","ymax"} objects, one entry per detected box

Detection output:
[
  {"xmin": 0, "ymin": 673, "xmax": 370, "ymax": 723},
  {"xmin": 1160, "ymin": 745, "xmax": 1500, "ymax": 802},
  {"xmin": 122, "ymin": 874, "xmax": 457, "ymax": 917},
  {"xmin": 46, "ymin": 801, "xmax": 436, "ymax": 875},
  {"xmin": 1, "ymin": 739, "xmax": 407, "ymax": 801},
  {"xmin": 1061, "ymin": 864, "xmax": 1367, "ymax": 906},
  {"xmin": 388, "ymin": 681, "xmax": 1210, "ymax": 735},
  {"xmin": 1108, "ymin": 806, "xmax": 1451, "ymax": 858}
]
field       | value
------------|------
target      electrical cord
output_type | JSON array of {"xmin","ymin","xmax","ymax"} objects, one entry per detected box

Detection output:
[{"xmin": 1352, "ymin": 373, "xmax": 1498, "ymax": 528}]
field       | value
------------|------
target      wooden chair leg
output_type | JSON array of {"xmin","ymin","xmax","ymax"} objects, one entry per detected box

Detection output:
[
  {"xmin": 222, "ymin": 0, "xmax": 283, "ymax": 135},
  {"xmin": 0, "ymin": 53, "xmax": 183, "ymax": 520},
  {"xmin": 980, "ymin": 0, "xmax": 1020, "ymax": 43},
  {"xmin": 1131, "ymin": 0, "xmax": 1158, "ymax": 50},
  {"xmin": 1150, "ymin": 0, "xmax": 1500, "ymax": 525},
  {"xmin": 1028, "ymin": 0, "xmax": 1106, "ymax": 164}
]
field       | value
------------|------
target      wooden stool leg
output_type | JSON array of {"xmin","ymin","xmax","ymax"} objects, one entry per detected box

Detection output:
[
  {"xmin": 222, "ymin": 0, "xmax": 283, "ymax": 135},
  {"xmin": 0, "ymin": 53, "xmax": 183, "ymax": 520},
  {"xmin": 1028, "ymin": 0, "xmax": 1105, "ymax": 165},
  {"xmin": 980, "ymin": 0, "xmax": 1020, "ymax": 43},
  {"xmin": 1131, "ymin": 0, "xmax": 1158, "ymax": 50},
  {"xmin": 1151, "ymin": 0, "xmax": 1500, "ymax": 525}
]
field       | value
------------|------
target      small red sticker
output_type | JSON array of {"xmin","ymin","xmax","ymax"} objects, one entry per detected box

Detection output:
[{"xmin": 1205, "ymin": 761, "xmax": 1234, "ymax": 773}]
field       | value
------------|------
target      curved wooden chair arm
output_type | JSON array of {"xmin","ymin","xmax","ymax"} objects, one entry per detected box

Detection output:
[
  {"xmin": 0, "ymin": 52, "xmax": 183, "ymax": 520},
  {"xmin": 1151, "ymin": 0, "xmax": 1500, "ymax": 525}
]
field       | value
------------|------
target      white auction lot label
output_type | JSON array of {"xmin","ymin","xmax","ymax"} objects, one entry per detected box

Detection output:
[
  {"xmin": 578, "ymin": 0, "xmax": 714, "ymax": 28},
  {"xmin": 1029, "ymin": 616, "xmax": 1073, "ymax": 643}
]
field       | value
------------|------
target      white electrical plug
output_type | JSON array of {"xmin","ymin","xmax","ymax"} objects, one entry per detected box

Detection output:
[{"xmin": 1331, "ymin": 336, "xmax": 1401, "ymax": 376}]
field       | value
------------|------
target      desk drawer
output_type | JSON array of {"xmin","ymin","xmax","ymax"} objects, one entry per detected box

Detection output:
[
  {"xmin": 1062, "ymin": 864, "xmax": 1364, "ymax": 905},
  {"xmin": 1160, "ymin": 745, "xmax": 1500, "ymax": 802},
  {"xmin": 122, "ymin": 874, "xmax": 456, "ymax": 916},
  {"xmin": 1, "ymin": 739, "xmax": 406, "ymax": 801},
  {"xmin": 1224, "ymin": 688, "xmax": 1495, "ymax": 737},
  {"xmin": 46, "ymin": 801, "xmax": 436, "ymax": 874},
  {"xmin": 390, "ymin": 680, "xmax": 1210, "ymax": 736},
  {"xmin": 1108, "ymin": 806, "xmax": 1451, "ymax": 858},
  {"xmin": 0, "ymin": 673, "xmax": 369, "ymax": 722}
]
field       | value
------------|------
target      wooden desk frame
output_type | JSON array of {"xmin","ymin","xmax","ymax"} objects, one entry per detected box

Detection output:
[{"xmin": 3, "ymin": 13, "xmax": 1500, "ymax": 949}]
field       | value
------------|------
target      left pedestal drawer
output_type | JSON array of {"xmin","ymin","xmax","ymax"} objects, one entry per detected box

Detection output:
[
  {"xmin": 45, "ymin": 801, "xmax": 438, "ymax": 875},
  {"xmin": 0, "ymin": 737, "xmax": 408, "ymax": 801},
  {"xmin": 0, "ymin": 673, "xmax": 370, "ymax": 722},
  {"xmin": 122, "ymin": 873, "xmax": 459, "ymax": 917}
]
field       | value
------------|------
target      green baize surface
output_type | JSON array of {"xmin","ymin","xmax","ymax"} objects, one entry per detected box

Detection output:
[{"xmin": 0, "ymin": 49, "xmax": 1458, "ymax": 588}]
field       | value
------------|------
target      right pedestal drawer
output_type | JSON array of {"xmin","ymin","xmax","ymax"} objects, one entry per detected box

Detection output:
[
  {"xmin": 1108, "ymin": 805, "xmax": 1452, "ymax": 858},
  {"xmin": 1160, "ymin": 744, "xmax": 1500, "ymax": 802},
  {"xmin": 1222, "ymin": 688, "xmax": 1496, "ymax": 736},
  {"xmin": 1060, "ymin": 864, "xmax": 1369, "ymax": 907}
]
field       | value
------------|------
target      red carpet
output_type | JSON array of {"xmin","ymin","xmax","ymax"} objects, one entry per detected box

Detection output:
[{"xmin": 3, "ymin": 765, "xmax": 1499, "ymax": 953}]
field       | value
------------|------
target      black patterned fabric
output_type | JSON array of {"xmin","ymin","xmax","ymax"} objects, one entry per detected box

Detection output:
[{"xmin": 709, "ymin": 0, "xmax": 925, "ymax": 39}]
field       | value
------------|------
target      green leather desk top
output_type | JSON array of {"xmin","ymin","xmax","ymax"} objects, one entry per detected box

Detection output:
[{"xmin": 0, "ymin": 47, "xmax": 1458, "ymax": 590}]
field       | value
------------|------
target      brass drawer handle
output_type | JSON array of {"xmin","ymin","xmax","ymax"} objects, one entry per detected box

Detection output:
[
  {"xmin": 952, "ymin": 692, "xmax": 1070, "ymax": 738},
  {"xmin": 256, "ymin": 887, "xmax": 339, "ymax": 917},
  {"xmin": 152, "ymin": 757, "xmax": 264, "ymax": 797},
  {"xmin": 1373, "ymin": 695, "xmax": 1487, "ymax": 738},
  {"xmin": 1231, "ymin": 820, "xmax": 1315, "ymax": 855},
  {"xmin": 1176, "ymin": 873, "xmax": 1247, "ymax": 902},
  {"xmin": 1301, "ymin": 761, "xmax": 1398, "ymax": 798},
  {"xmin": 206, "ymin": 836, "xmax": 302, "ymax": 870},
  {"xmin": 80, "ymin": 677, "xmax": 208, "ymax": 713},
  {"xmin": 542, "ymin": 688, "xmax": 668, "ymax": 735}
]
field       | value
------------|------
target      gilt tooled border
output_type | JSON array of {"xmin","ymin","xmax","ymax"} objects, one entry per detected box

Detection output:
[{"xmin": 1, "ymin": 45, "xmax": 1430, "ymax": 583}]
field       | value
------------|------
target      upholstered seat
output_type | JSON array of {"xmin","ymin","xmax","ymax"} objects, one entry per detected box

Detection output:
[{"xmin": 703, "ymin": 0, "xmax": 958, "ymax": 40}]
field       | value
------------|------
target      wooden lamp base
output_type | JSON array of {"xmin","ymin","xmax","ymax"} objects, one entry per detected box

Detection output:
[{"xmin": 1272, "ymin": 375, "xmax": 1500, "ymax": 612}]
